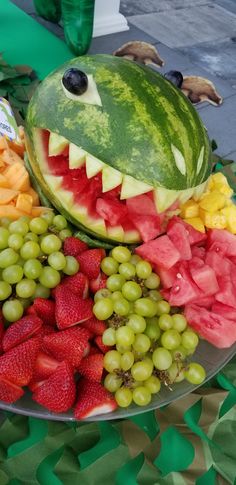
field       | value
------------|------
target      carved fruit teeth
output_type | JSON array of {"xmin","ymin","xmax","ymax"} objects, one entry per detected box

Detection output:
[
  {"xmin": 48, "ymin": 132, "xmax": 69, "ymax": 156},
  {"xmin": 120, "ymin": 175, "xmax": 153, "ymax": 199},
  {"xmin": 43, "ymin": 174, "xmax": 63, "ymax": 191},
  {"xmin": 86, "ymin": 154, "xmax": 104, "ymax": 178},
  {"xmin": 153, "ymin": 187, "xmax": 179, "ymax": 213},
  {"xmin": 69, "ymin": 143, "xmax": 86, "ymax": 169},
  {"xmin": 102, "ymin": 166, "xmax": 123, "ymax": 192}
]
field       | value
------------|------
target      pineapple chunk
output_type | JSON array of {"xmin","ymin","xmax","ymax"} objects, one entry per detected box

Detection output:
[
  {"xmin": 180, "ymin": 199, "xmax": 199, "ymax": 218},
  {"xmin": 199, "ymin": 208, "xmax": 226, "ymax": 229},
  {"xmin": 213, "ymin": 183, "xmax": 233, "ymax": 197},
  {"xmin": 221, "ymin": 206, "xmax": 236, "ymax": 234},
  {"xmin": 184, "ymin": 217, "xmax": 205, "ymax": 233},
  {"xmin": 199, "ymin": 191, "xmax": 226, "ymax": 212},
  {"xmin": 211, "ymin": 172, "xmax": 228, "ymax": 185}
]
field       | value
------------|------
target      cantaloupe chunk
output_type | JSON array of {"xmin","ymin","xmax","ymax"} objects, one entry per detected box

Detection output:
[
  {"xmin": 0, "ymin": 149, "xmax": 23, "ymax": 166},
  {"xmin": 0, "ymin": 188, "xmax": 19, "ymax": 205},
  {"xmin": 27, "ymin": 187, "xmax": 39, "ymax": 206},
  {"xmin": 3, "ymin": 162, "xmax": 23, "ymax": 180},
  {"xmin": 0, "ymin": 205, "xmax": 25, "ymax": 220},
  {"xmin": 8, "ymin": 140, "xmax": 25, "ymax": 157},
  {"xmin": 16, "ymin": 193, "xmax": 33, "ymax": 214},
  {"xmin": 31, "ymin": 206, "xmax": 51, "ymax": 217},
  {"xmin": 0, "ymin": 174, "xmax": 9, "ymax": 188},
  {"xmin": 14, "ymin": 172, "xmax": 30, "ymax": 192},
  {"xmin": 0, "ymin": 137, "xmax": 9, "ymax": 151},
  {"xmin": 4, "ymin": 163, "xmax": 30, "ymax": 191}
]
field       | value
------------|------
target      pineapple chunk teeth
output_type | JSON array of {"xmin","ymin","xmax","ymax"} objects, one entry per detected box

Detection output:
[{"xmin": 46, "ymin": 130, "xmax": 209, "ymax": 210}]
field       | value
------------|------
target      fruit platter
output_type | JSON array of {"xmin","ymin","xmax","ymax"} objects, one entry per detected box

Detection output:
[{"xmin": 0, "ymin": 54, "xmax": 236, "ymax": 421}]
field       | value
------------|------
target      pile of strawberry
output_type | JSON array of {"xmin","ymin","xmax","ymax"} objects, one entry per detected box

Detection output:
[{"xmin": 0, "ymin": 237, "xmax": 117, "ymax": 419}]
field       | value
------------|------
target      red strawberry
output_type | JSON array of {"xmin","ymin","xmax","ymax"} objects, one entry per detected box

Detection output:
[
  {"xmin": 78, "ymin": 354, "xmax": 104, "ymax": 382},
  {"xmin": 30, "ymin": 299, "xmax": 56, "ymax": 326},
  {"xmin": 89, "ymin": 272, "xmax": 107, "ymax": 294},
  {"xmin": 0, "ymin": 377, "xmax": 24, "ymax": 403},
  {"xmin": 94, "ymin": 335, "xmax": 111, "ymax": 354},
  {"xmin": 43, "ymin": 326, "xmax": 90, "ymax": 368},
  {"xmin": 63, "ymin": 237, "xmax": 88, "ymax": 257},
  {"xmin": 0, "ymin": 337, "xmax": 40, "ymax": 386},
  {"xmin": 76, "ymin": 249, "xmax": 104, "ymax": 280},
  {"xmin": 2, "ymin": 315, "xmax": 43, "ymax": 352},
  {"xmin": 28, "ymin": 378, "xmax": 46, "ymax": 392},
  {"xmin": 55, "ymin": 286, "xmax": 93, "ymax": 329},
  {"xmin": 80, "ymin": 317, "xmax": 107, "ymax": 336},
  {"xmin": 33, "ymin": 351, "xmax": 60, "ymax": 381},
  {"xmin": 36, "ymin": 324, "xmax": 56, "ymax": 338},
  {"xmin": 0, "ymin": 310, "xmax": 4, "ymax": 354},
  {"xmin": 32, "ymin": 361, "xmax": 76, "ymax": 413},
  {"xmin": 74, "ymin": 378, "xmax": 117, "ymax": 419},
  {"xmin": 60, "ymin": 272, "xmax": 89, "ymax": 298},
  {"xmin": 88, "ymin": 345, "xmax": 102, "ymax": 356}
]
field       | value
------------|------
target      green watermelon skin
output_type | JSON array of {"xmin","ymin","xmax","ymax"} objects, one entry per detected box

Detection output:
[{"xmin": 26, "ymin": 54, "xmax": 211, "ymax": 191}]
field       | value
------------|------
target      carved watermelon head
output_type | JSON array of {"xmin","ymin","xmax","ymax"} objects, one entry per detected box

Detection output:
[{"xmin": 26, "ymin": 54, "xmax": 211, "ymax": 244}]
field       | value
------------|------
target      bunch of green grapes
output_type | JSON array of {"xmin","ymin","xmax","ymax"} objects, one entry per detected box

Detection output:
[
  {"xmin": 93, "ymin": 246, "xmax": 206, "ymax": 408},
  {"xmin": 0, "ymin": 213, "xmax": 78, "ymax": 323}
]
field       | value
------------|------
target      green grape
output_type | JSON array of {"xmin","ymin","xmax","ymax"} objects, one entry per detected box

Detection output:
[
  {"xmin": 59, "ymin": 228, "xmax": 72, "ymax": 241},
  {"xmin": 63, "ymin": 256, "xmax": 79, "ymax": 275},
  {"xmin": 101, "ymin": 257, "xmax": 119, "ymax": 276},
  {"xmin": 2, "ymin": 265, "xmax": 23, "ymax": 284},
  {"xmin": 145, "ymin": 319, "xmax": 161, "ymax": 340},
  {"xmin": 2, "ymin": 299, "xmax": 24, "ymax": 322},
  {"xmin": 181, "ymin": 330, "xmax": 199, "ymax": 350},
  {"xmin": 167, "ymin": 362, "xmax": 185, "ymax": 383},
  {"xmin": 136, "ymin": 260, "xmax": 152, "ymax": 279},
  {"xmin": 17, "ymin": 257, "xmax": 25, "ymax": 267},
  {"xmin": 29, "ymin": 217, "xmax": 48, "ymax": 235},
  {"xmin": 52, "ymin": 214, "xmax": 67, "ymax": 230},
  {"xmin": 132, "ymin": 386, "xmax": 151, "ymax": 406},
  {"xmin": 133, "ymin": 334, "xmax": 151, "ymax": 353},
  {"xmin": 107, "ymin": 274, "xmax": 125, "ymax": 292},
  {"xmin": 158, "ymin": 313, "xmax": 173, "ymax": 331},
  {"xmin": 103, "ymin": 350, "xmax": 121, "ymax": 372},
  {"xmin": 116, "ymin": 344, "xmax": 131, "ymax": 353},
  {"xmin": 112, "ymin": 246, "xmax": 131, "ymax": 263},
  {"xmin": 130, "ymin": 254, "xmax": 141, "ymax": 266},
  {"xmin": 149, "ymin": 290, "xmax": 162, "ymax": 302},
  {"xmin": 122, "ymin": 281, "xmax": 142, "ymax": 301},
  {"xmin": 119, "ymin": 262, "xmax": 136, "ymax": 279},
  {"xmin": 41, "ymin": 211, "xmax": 55, "ymax": 225},
  {"xmin": 24, "ymin": 259, "xmax": 43, "ymax": 280},
  {"xmin": 8, "ymin": 233, "xmax": 24, "ymax": 251},
  {"xmin": 48, "ymin": 251, "xmax": 66, "ymax": 271},
  {"xmin": 24, "ymin": 232, "xmax": 39, "ymax": 242},
  {"xmin": 113, "ymin": 298, "xmax": 130, "ymax": 316},
  {"xmin": 33, "ymin": 284, "xmax": 50, "ymax": 299},
  {"xmin": 110, "ymin": 290, "xmax": 123, "ymax": 301},
  {"xmin": 172, "ymin": 314, "xmax": 187, "ymax": 332},
  {"xmin": 152, "ymin": 347, "xmax": 173, "ymax": 370},
  {"xmin": 40, "ymin": 234, "xmax": 62, "ymax": 254},
  {"xmin": 39, "ymin": 266, "xmax": 61, "ymax": 289},
  {"xmin": 102, "ymin": 328, "xmax": 116, "ymax": 346},
  {"xmin": 104, "ymin": 373, "xmax": 122, "ymax": 393},
  {"xmin": 94, "ymin": 288, "xmax": 112, "ymax": 302},
  {"xmin": 16, "ymin": 278, "xmax": 37, "ymax": 298},
  {"xmin": 131, "ymin": 359, "xmax": 153, "ymax": 381},
  {"xmin": 0, "ymin": 227, "xmax": 10, "ymax": 249},
  {"xmin": 9, "ymin": 220, "xmax": 29, "ymax": 236},
  {"xmin": 0, "ymin": 248, "xmax": 19, "ymax": 268},
  {"xmin": 116, "ymin": 326, "xmax": 135, "ymax": 347},
  {"xmin": 0, "ymin": 217, "xmax": 11, "ymax": 228},
  {"xmin": 19, "ymin": 216, "xmax": 31, "ymax": 224},
  {"xmin": 161, "ymin": 329, "xmax": 182, "ymax": 350},
  {"xmin": 115, "ymin": 387, "xmax": 133, "ymax": 407},
  {"xmin": 120, "ymin": 351, "xmax": 134, "ymax": 371},
  {"xmin": 171, "ymin": 346, "xmax": 187, "ymax": 362},
  {"xmin": 19, "ymin": 298, "xmax": 31, "ymax": 310},
  {"xmin": 127, "ymin": 314, "xmax": 146, "ymax": 334},
  {"xmin": 156, "ymin": 300, "xmax": 170, "ymax": 315},
  {"xmin": 134, "ymin": 298, "xmax": 158, "ymax": 318},
  {"xmin": 144, "ymin": 273, "xmax": 160, "ymax": 289},
  {"xmin": 0, "ymin": 281, "xmax": 12, "ymax": 300},
  {"xmin": 93, "ymin": 298, "xmax": 114, "ymax": 320},
  {"xmin": 20, "ymin": 241, "xmax": 40, "ymax": 260},
  {"xmin": 184, "ymin": 363, "xmax": 206, "ymax": 384},
  {"xmin": 145, "ymin": 375, "xmax": 161, "ymax": 394}
]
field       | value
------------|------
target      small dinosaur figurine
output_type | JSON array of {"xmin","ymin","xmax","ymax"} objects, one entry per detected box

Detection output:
[{"xmin": 33, "ymin": 0, "xmax": 95, "ymax": 55}]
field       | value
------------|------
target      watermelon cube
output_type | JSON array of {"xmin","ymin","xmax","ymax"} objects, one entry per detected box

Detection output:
[
  {"xmin": 96, "ymin": 197, "xmax": 127, "ymax": 226},
  {"xmin": 215, "ymin": 275, "xmax": 236, "ymax": 309},
  {"xmin": 155, "ymin": 264, "xmax": 179, "ymax": 289},
  {"xmin": 205, "ymin": 251, "xmax": 232, "ymax": 277},
  {"xmin": 184, "ymin": 304, "xmax": 236, "ymax": 348},
  {"xmin": 212, "ymin": 302, "xmax": 236, "ymax": 321},
  {"xmin": 132, "ymin": 214, "xmax": 162, "ymax": 242},
  {"xmin": 168, "ymin": 265, "xmax": 201, "ymax": 306},
  {"xmin": 191, "ymin": 295, "xmax": 215, "ymax": 308},
  {"xmin": 135, "ymin": 235, "xmax": 180, "ymax": 269},
  {"xmin": 207, "ymin": 229, "xmax": 236, "ymax": 257},
  {"xmin": 191, "ymin": 246, "xmax": 206, "ymax": 260},
  {"xmin": 189, "ymin": 264, "xmax": 219, "ymax": 295},
  {"xmin": 167, "ymin": 216, "xmax": 207, "ymax": 245},
  {"xmin": 167, "ymin": 221, "xmax": 192, "ymax": 260},
  {"xmin": 126, "ymin": 194, "xmax": 157, "ymax": 216}
]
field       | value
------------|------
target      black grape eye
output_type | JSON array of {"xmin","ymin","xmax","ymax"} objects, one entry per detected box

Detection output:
[
  {"xmin": 62, "ymin": 68, "xmax": 88, "ymax": 95},
  {"xmin": 164, "ymin": 70, "xmax": 183, "ymax": 88}
]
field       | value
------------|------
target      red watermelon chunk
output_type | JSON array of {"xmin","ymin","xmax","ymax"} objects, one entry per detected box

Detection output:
[
  {"xmin": 132, "ymin": 214, "xmax": 162, "ymax": 242},
  {"xmin": 205, "ymin": 251, "xmax": 232, "ymax": 277},
  {"xmin": 189, "ymin": 264, "xmax": 219, "ymax": 296},
  {"xmin": 135, "ymin": 235, "xmax": 180, "ymax": 269},
  {"xmin": 155, "ymin": 264, "xmax": 179, "ymax": 289},
  {"xmin": 193, "ymin": 295, "xmax": 215, "ymax": 308},
  {"xmin": 191, "ymin": 246, "xmax": 206, "ymax": 260},
  {"xmin": 168, "ymin": 265, "xmax": 201, "ymax": 306},
  {"xmin": 48, "ymin": 155, "xmax": 69, "ymax": 176},
  {"xmin": 126, "ymin": 194, "xmax": 157, "ymax": 216},
  {"xmin": 207, "ymin": 229, "xmax": 236, "ymax": 257},
  {"xmin": 167, "ymin": 221, "xmax": 192, "ymax": 260},
  {"xmin": 167, "ymin": 216, "xmax": 207, "ymax": 246},
  {"xmin": 184, "ymin": 304, "xmax": 236, "ymax": 348},
  {"xmin": 189, "ymin": 256, "xmax": 205, "ymax": 269},
  {"xmin": 211, "ymin": 302, "xmax": 236, "ymax": 321},
  {"xmin": 96, "ymin": 197, "xmax": 127, "ymax": 226},
  {"xmin": 215, "ymin": 275, "xmax": 236, "ymax": 309}
]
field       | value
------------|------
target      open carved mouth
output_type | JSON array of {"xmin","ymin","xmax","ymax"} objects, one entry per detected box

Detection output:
[{"xmin": 30, "ymin": 128, "xmax": 208, "ymax": 244}]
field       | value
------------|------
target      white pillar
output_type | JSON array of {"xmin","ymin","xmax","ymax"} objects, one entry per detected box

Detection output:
[{"xmin": 93, "ymin": 0, "xmax": 129, "ymax": 37}]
